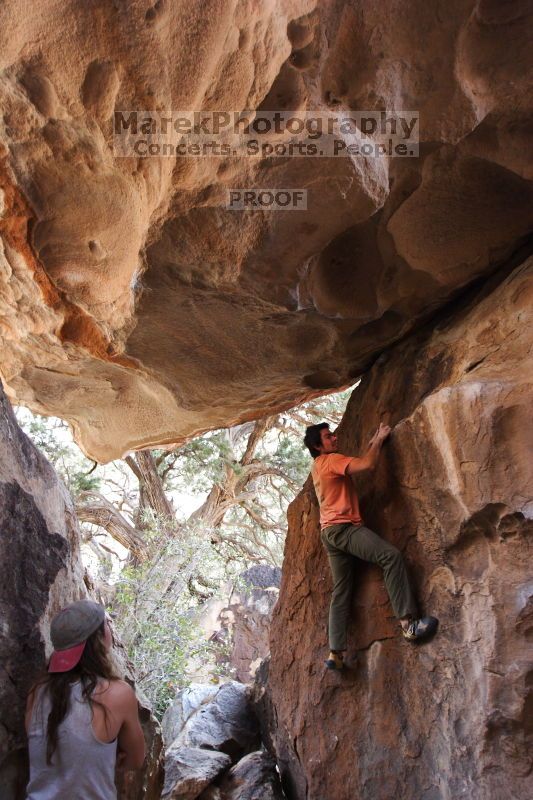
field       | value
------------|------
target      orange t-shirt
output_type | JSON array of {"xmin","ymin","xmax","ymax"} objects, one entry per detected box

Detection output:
[{"xmin": 311, "ymin": 453, "xmax": 363, "ymax": 529}]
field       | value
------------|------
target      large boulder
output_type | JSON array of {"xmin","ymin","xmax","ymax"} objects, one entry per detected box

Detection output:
[
  {"xmin": 0, "ymin": 380, "xmax": 84, "ymax": 798},
  {"xmin": 176, "ymin": 682, "xmax": 260, "ymax": 761},
  {"xmin": 162, "ymin": 747, "xmax": 231, "ymax": 800},
  {"xmin": 1, "ymin": 1, "xmax": 532, "ymax": 461},
  {"xmin": 182, "ymin": 567, "xmax": 280, "ymax": 685},
  {"xmin": 0, "ymin": 382, "xmax": 163, "ymax": 799},
  {"xmin": 215, "ymin": 751, "xmax": 285, "ymax": 800},
  {"xmin": 266, "ymin": 256, "xmax": 533, "ymax": 799},
  {"xmin": 162, "ymin": 681, "xmax": 262, "ymax": 800},
  {"xmin": 162, "ymin": 684, "xmax": 220, "ymax": 748}
]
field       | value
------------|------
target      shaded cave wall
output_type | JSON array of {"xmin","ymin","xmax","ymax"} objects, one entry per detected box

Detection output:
[
  {"xmin": 0, "ymin": 383, "xmax": 163, "ymax": 800},
  {"xmin": 266, "ymin": 256, "xmax": 533, "ymax": 800}
]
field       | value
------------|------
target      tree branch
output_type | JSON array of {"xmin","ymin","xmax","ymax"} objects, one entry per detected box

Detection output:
[{"xmin": 76, "ymin": 491, "xmax": 148, "ymax": 562}]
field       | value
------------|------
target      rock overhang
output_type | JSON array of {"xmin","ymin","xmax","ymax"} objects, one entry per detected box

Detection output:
[{"xmin": 0, "ymin": 0, "xmax": 531, "ymax": 462}]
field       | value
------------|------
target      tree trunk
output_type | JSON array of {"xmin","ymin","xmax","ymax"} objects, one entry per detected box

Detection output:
[
  {"xmin": 76, "ymin": 491, "xmax": 148, "ymax": 562},
  {"xmin": 126, "ymin": 451, "xmax": 175, "ymax": 522}
]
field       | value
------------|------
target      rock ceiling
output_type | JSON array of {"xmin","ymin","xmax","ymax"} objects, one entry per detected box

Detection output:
[{"xmin": 0, "ymin": 0, "xmax": 532, "ymax": 461}]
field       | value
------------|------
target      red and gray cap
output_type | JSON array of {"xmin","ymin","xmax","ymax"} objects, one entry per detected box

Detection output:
[{"xmin": 48, "ymin": 600, "xmax": 106, "ymax": 673}]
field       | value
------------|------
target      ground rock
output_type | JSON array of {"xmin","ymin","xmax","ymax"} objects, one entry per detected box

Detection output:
[
  {"xmin": 267, "ymin": 257, "xmax": 533, "ymax": 800},
  {"xmin": 1, "ymin": 2, "xmax": 532, "ymax": 461},
  {"xmin": 177, "ymin": 682, "xmax": 260, "ymax": 761},
  {"xmin": 162, "ymin": 746, "xmax": 231, "ymax": 800},
  {"xmin": 0, "ymin": 382, "xmax": 163, "ymax": 800},
  {"xmin": 216, "ymin": 751, "xmax": 285, "ymax": 800}
]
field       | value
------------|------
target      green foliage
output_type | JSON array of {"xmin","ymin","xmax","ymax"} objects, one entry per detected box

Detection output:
[
  {"xmin": 114, "ymin": 562, "xmax": 203, "ymax": 717},
  {"xmin": 130, "ymin": 611, "xmax": 206, "ymax": 720},
  {"xmin": 155, "ymin": 432, "xmax": 231, "ymax": 495},
  {"xmin": 112, "ymin": 521, "xmax": 227, "ymax": 717},
  {"xmin": 113, "ymin": 563, "xmax": 141, "ymax": 608},
  {"xmin": 269, "ymin": 435, "xmax": 310, "ymax": 485}
]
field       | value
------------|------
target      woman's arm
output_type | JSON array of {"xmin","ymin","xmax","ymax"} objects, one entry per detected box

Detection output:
[{"xmin": 113, "ymin": 682, "xmax": 146, "ymax": 770}]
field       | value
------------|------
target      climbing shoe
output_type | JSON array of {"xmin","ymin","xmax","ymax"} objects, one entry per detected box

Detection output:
[
  {"xmin": 402, "ymin": 616, "xmax": 438, "ymax": 641},
  {"xmin": 324, "ymin": 651, "xmax": 344, "ymax": 670}
]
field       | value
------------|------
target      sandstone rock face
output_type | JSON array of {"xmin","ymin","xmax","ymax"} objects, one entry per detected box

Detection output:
[
  {"xmin": 208, "ymin": 567, "xmax": 281, "ymax": 684},
  {"xmin": 267, "ymin": 258, "xmax": 533, "ymax": 800},
  {"xmin": 1, "ymin": 1, "xmax": 532, "ymax": 461},
  {"xmin": 0, "ymin": 382, "xmax": 163, "ymax": 800}
]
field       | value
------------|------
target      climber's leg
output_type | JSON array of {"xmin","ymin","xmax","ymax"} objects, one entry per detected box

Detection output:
[
  {"xmin": 331, "ymin": 524, "xmax": 418, "ymax": 621},
  {"xmin": 321, "ymin": 525, "xmax": 355, "ymax": 653},
  {"xmin": 322, "ymin": 524, "xmax": 437, "ymax": 644}
]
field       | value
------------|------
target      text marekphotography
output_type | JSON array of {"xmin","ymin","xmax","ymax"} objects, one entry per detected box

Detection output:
[{"xmin": 113, "ymin": 110, "xmax": 419, "ymax": 158}]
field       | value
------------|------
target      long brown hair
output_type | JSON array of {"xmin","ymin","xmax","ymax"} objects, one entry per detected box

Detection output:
[{"xmin": 30, "ymin": 621, "xmax": 118, "ymax": 764}]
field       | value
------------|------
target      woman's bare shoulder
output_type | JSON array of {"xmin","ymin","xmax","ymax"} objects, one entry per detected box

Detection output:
[{"xmin": 95, "ymin": 678, "xmax": 137, "ymax": 704}]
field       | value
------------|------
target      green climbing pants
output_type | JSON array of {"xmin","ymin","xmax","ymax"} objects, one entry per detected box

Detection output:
[{"xmin": 321, "ymin": 523, "xmax": 418, "ymax": 651}]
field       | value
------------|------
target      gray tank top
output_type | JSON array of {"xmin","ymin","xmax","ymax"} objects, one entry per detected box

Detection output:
[{"xmin": 26, "ymin": 680, "xmax": 118, "ymax": 800}]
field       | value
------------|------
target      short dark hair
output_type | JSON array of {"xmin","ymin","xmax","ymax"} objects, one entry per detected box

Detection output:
[{"xmin": 304, "ymin": 422, "xmax": 330, "ymax": 458}]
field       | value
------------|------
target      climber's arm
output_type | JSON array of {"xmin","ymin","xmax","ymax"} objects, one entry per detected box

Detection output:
[{"xmin": 346, "ymin": 423, "xmax": 391, "ymax": 474}]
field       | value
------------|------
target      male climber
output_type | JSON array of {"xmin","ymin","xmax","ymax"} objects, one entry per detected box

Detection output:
[{"xmin": 304, "ymin": 421, "xmax": 438, "ymax": 670}]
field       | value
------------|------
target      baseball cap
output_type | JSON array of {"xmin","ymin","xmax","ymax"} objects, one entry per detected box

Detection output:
[{"xmin": 48, "ymin": 600, "xmax": 106, "ymax": 673}]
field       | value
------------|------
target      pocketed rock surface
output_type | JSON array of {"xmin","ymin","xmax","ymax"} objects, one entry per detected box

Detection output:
[
  {"xmin": 266, "ymin": 258, "xmax": 533, "ymax": 800},
  {"xmin": 1, "ymin": 1, "xmax": 532, "ymax": 461}
]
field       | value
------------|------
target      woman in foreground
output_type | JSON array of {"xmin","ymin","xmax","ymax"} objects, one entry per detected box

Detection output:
[{"xmin": 25, "ymin": 599, "xmax": 145, "ymax": 800}]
